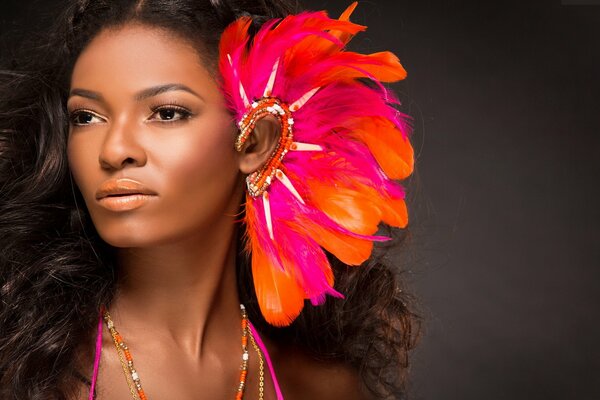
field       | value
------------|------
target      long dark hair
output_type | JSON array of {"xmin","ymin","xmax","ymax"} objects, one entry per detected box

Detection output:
[{"xmin": 0, "ymin": 1, "xmax": 421, "ymax": 399}]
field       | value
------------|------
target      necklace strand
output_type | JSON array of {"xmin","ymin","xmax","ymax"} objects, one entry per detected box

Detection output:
[
  {"xmin": 103, "ymin": 310, "xmax": 147, "ymax": 400},
  {"xmin": 102, "ymin": 304, "xmax": 263, "ymax": 400},
  {"xmin": 109, "ymin": 323, "xmax": 140, "ymax": 400}
]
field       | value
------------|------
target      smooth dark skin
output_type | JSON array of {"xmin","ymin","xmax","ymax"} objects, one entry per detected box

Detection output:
[{"xmin": 67, "ymin": 24, "xmax": 368, "ymax": 400}]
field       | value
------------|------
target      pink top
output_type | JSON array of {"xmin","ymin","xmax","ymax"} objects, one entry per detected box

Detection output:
[{"xmin": 88, "ymin": 310, "xmax": 284, "ymax": 400}]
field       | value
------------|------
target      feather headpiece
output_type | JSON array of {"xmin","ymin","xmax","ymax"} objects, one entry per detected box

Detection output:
[{"xmin": 218, "ymin": 2, "xmax": 414, "ymax": 326}]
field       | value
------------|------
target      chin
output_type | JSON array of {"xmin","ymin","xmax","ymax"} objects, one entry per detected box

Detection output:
[
  {"xmin": 92, "ymin": 219, "xmax": 170, "ymax": 248},
  {"xmin": 98, "ymin": 229, "xmax": 160, "ymax": 248}
]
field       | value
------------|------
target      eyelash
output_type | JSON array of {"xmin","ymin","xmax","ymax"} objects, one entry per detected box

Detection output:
[
  {"xmin": 68, "ymin": 108, "xmax": 103, "ymax": 126},
  {"xmin": 148, "ymin": 101, "xmax": 194, "ymax": 123},
  {"xmin": 68, "ymin": 102, "xmax": 194, "ymax": 126}
]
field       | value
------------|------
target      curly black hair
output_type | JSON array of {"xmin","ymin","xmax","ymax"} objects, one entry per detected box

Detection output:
[{"xmin": 0, "ymin": 1, "xmax": 422, "ymax": 399}]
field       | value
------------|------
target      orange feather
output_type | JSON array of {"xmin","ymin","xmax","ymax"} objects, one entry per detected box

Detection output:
[
  {"xmin": 324, "ymin": 1, "xmax": 363, "ymax": 47},
  {"xmin": 219, "ymin": 17, "xmax": 252, "ymax": 56},
  {"xmin": 251, "ymin": 239, "xmax": 305, "ymax": 327},
  {"xmin": 350, "ymin": 116, "xmax": 414, "ymax": 179},
  {"xmin": 385, "ymin": 197, "xmax": 409, "ymax": 228},
  {"xmin": 352, "ymin": 183, "xmax": 409, "ymax": 228},
  {"xmin": 315, "ymin": 51, "xmax": 407, "ymax": 87},
  {"xmin": 300, "ymin": 215, "xmax": 374, "ymax": 265},
  {"xmin": 281, "ymin": 5, "xmax": 365, "ymax": 78},
  {"xmin": 338, "ymin": 1, "xmax": 359, "ymax": 22},
  {"xmin": 305, "ymin": 180, "xmax": 382, "ymax": 235}
]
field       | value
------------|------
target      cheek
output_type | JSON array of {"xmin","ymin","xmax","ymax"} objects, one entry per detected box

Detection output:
[
  {"xmin": 67, "ymin": 131, "xmax": 98, "ymax": 201},
  {"xmin": 153, "ymin": 113, "xmax": 240, "ymax": 227},
  {"xmin": 167, "ymin": 123, "xmax": 236, "ymax": 178}
]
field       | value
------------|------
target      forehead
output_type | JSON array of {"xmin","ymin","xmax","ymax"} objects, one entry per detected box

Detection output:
[{"xmin": 70, "ymin": 23, "xmax": 217, "ymax": 99}]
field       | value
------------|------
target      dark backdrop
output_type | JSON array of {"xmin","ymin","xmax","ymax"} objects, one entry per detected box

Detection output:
[{"xmin": 1, "ymin": 1, "xmax": 598, "ymax": 399}]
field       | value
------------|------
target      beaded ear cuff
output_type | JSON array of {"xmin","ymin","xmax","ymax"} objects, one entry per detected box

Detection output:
[
  {"xmin": 219, "ymin": 1, "xmax": 414, "ymax": 326},
  {"xmin": 235, "ymin": 95, "xmax": 297, "ymax": 199}
]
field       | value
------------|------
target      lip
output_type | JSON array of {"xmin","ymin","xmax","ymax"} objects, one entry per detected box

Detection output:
[
  {"xmin": 95, "ymin": 178, "xmax": 157, "ymax": 212},
  {"xmin": 96, "ymin": 178, "xmax": 157, "ymax": 200},
  {"xmin": 97, "ymin": 193, "xmax": 156, "ymax": 212}
]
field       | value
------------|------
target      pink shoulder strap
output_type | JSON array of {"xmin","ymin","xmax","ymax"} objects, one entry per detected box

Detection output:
[{"xmin": 88, "ymin": 310, "xmax": 104, "ymax": 400}]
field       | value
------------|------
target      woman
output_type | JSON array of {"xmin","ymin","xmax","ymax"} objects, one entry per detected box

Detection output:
[{"xmin": 0, "ymin": 0, "xmax": 421, "ymax": 399}]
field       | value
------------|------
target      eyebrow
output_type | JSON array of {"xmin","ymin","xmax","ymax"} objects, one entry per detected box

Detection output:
[{"xmin": 68, "ymin": 83, "xmax": 204, "ymax": 102}]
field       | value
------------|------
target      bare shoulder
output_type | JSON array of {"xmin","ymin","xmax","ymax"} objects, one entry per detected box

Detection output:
[{"xmin": 273, "ymin": 346, "xmax": 373, "ymax": 400}]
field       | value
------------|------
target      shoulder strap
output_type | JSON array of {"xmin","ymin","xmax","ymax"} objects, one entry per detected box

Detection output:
[{"xmin": 88, "ymin": 310, "xmax": 104, "ymax": 400}]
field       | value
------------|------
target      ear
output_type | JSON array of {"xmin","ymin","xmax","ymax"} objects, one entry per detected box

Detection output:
[{"xmin": 237, "ymin": 114, "xmax": 281, "ymax": 174}]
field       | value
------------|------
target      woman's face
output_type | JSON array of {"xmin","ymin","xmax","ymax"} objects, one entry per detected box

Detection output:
[{"xmin": 67, "ymin": 24, "xmax": 242, "ymax": 247}]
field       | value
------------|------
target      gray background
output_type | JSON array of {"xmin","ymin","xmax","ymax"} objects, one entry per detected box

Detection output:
[{"xmin": 1, "ymin": 1, "xmax": 599, "ymax": 399}]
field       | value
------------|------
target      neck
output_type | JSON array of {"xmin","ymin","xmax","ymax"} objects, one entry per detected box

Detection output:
[{"xmin": 107, "ymin": 217, "xmax": 243, "ymax": 357}]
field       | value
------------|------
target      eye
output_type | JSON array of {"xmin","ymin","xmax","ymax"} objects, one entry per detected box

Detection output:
[
  {"xmin": 69, "ymin": 110, "xmax": 105, "ymax": 126},
  {"xmin": 149, "ymin": 105, "xmax": 193, "ymax": 123}
]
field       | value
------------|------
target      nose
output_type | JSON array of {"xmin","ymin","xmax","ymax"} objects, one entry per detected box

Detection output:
[{"xmin": 98, "ymin": 112, "xmax": 147, "ymax": 170}]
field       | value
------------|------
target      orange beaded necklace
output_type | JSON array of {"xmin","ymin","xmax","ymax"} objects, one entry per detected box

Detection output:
[{"xmin": 101, "ymin": 304, "xmax": 264, "ymax": 400}]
